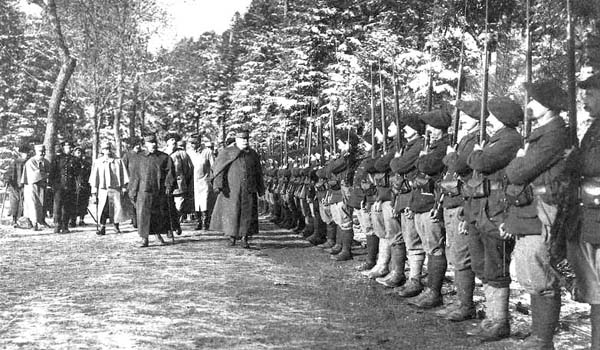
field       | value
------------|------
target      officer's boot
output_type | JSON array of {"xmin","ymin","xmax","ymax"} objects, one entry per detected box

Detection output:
[
  {"xmin": 326, "ymin": 225, "xmax": 343, "ymax": 255},
  {"xmin": 195, "ymin": 211, "xmax": 203, "ymax": 230},
  {"xmin": 395, "ymin": 253, "xmax": 425, "ymax": 298},
  {"xmin": 362, "ymin": 238, "xmax": 391, "ymax": 279},
  {"xmin": 307, "ymin": 217, "xmax": 326, "ymax": 245},
  {"xmin": 376, "ymin": 243, "xmax": 407, "ymax": 288},
  {"xmin": 521, "ymin": 293, "xmax": 560, "ymax": 349},
  {"xmin": 293, "ymin": 210, "xmax": 305, "ymax": 233},
  {"xmin": 444, "ymin": 269, "xmax": 476, "ymax": 321},
  {"xmin": 476, "ymin": 286, "xmax": 510, "ymax": 342},
  {"xmin": 301, "ymin": 215, "xmax": 314, "ymax": 238},
  {"xmin": 202, "ymin": 211, "xmax": 210, "ymax": 230},
  {"xmin": 592, "ymin": 304, "xmax": 600, "ymax": 350},
  {"xmin": 277, "ymin": 207, "xmax": 287, "ymax": 226},
  {"xmin": 332, "ymin": 228, "xmax": 354, "ymax": 261},
  {"xmin": 408, "ymin": 253, "xmax": 446, "ymax": 309},
  {"xmin": 356, "ymin": 235, "xmax": 379, "ymax": 271},
  {"xmin": 317, "ymin": 223, "xmax": 336, "ymax": 249}
]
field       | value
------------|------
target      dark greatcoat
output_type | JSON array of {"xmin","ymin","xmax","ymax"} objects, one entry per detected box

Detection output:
[
  {"xmin": 49, "ymin": 153, "xmax": 80, "ymax": 227},
  {"xmin": 209, "ymin": 145, "xmax": 264, "ymax": 239},
  {"xmin": 129, "ymin": 150, "xmax": 176, "ymax": 238}
]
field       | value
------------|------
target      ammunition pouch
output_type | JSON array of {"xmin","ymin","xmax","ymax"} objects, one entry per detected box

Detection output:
[
  {"xmin": 440, "ymin": 173, "xmax": 461, "ymax": 197},
  {"xmin": 374, "ymin": 173, "xmax": 389, "ymax": 188},
  {"xmin": 505, "ymin": 183, "xmax": 534, "ymax": 207},
  {"xmin": 462, "ymin": 172, "xmax": 489, "ymax": 199},
  {"xmin": 328, "ymin": 180, "xmax": 341, "ymax": 191},
  {"xmin": 360, "ymin": 180, "xmax": 377, "ymax": 197},
  {"xmin": 391, "ymin": 174, "xmax": 411, "ymax": 194},
  {"xmin": 412, "ymin": 173, "xmax": 434, "ymax": 194}
]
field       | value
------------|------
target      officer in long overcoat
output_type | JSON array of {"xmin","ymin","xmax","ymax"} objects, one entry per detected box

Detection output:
[
  {"xmin": 129, "ymin": 134, "xmax": 176, "ymax": 247},
  {"xmin": 210, "ymin": 130, "xmax": 264, "ymax": 248},
  {"xmin": 49, "ymin": 141, "xmax": 80, "ymax": 233}
]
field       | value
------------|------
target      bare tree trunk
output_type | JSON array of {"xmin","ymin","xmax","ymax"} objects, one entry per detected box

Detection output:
[
  {"xmin": 34, "ymin": 0, "xmax": 77, "ymax": 162},
  {"xmin": 114, "ymin": 59, "xmax": 125, "ymax": 158},
  {"xmin": 90, "ymin": 104, "xmax": 99, "ymax": 160},
  {"xmin": 129, "ymin": 74, "xmax": 139, "ymax": 147}
]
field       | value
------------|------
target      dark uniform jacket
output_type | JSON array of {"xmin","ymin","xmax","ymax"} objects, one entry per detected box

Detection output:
[
  {"xmin": 374, "ymin": 144, "xmax": 397, "ymax": 202},
  {"xmin": 468, "ymin": 127, "xmax": 522, "ymax": 222},
  {"xmin": 442, "ymin": 130, "xmax": 481, "ymax": 209},
  {"xmin": 505, "ymin": 117, "xmax": 570, "ymax": 235},
  {"xmin": 328, "ymin": 151, "xmax": 357, "ymax": 204},
  {"xmin": 410, "ymin": 135, "xmax": 450, "ymax": 213},
  {"xmin": 49, "ymin": 153, "xmax": 80, "ymax": 191},
  {"xmin": 576, "ymin": 117, "xmax": 600, "ymax": 243}
]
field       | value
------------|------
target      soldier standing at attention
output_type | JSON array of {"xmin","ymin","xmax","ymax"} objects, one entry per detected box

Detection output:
[
  {"xmin": 504, "ymin": 81, "xmax": 570, "ymax": 349},
  {"xmin": 3, "ymin": 144, "xmax": 29, "ymax": 227},
  {"xmin": 567, "ymin": 74, "xmax": 600, "ymax": 349},
  {"xmin": 437, "ymin": 100, "xmax": 484, "ymax": 322},
  {"xmin": 49, "ymin": 141, "xmax": 80, "ymax": 233},
  {"xmin": 405, "ymin": 107, "xmax": 451, "ymax": 309},
  {"xmin": 465, "ymin": 97, "xmax": 523, "ymax": 341}
]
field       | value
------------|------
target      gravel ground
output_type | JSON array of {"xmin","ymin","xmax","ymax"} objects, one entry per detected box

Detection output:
[{"xmin": 0, "ymin": 215, "xmax": 591, "ymax": 350}]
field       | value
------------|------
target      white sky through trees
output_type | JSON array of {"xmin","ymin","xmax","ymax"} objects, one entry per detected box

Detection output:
[{"xmin": 150, "ymin": 0, "xmax": 252, "ymax": 51}]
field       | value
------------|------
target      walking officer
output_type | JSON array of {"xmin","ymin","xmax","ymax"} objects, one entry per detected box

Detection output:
[{"xmin": 49, "ymin": 141, "xmax": 80, "ymax": 233}]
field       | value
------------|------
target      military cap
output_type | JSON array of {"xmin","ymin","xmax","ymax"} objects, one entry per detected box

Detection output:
[
  {"xmin": 18, "ymin": 143, "xmax": 31, "ymax": 153},
  {"xmin": 129, "ymin": 136, "xmax": 143, "ymax": 145},
  {"xmin": 523, "ymin": 80, "xmax": 568, "ymax": 111},
  {"xmin": 73, "ymin": 146, "xmax": 83, "ymax": 152},
  {"xmin": 488, "ymin": 96, "xmax": 523, "ymax": 128},
  {"xmin": 337, "ymin": 129, "xmax": 359, "ymax": 146},
  {"xmin": 188, "ymin": 136, "xmax": 200, "ymax": 144},
  {"xmin": 578, "ymin": 74, "xmax": 600, "ymax": 90},
  {"xmin": 144, "ymin": 134, "xmax": 158, "ymax": 143},
  {"xmin": 165, "ymin": 132, "xmax": 181, "ymax": 142},
  {"xmin": 403, "ymin": 113, "xmax": 426, "ymax": 135},
  {"xmin": 455, "ymin": 99, "xmax": 488, "ymax": 119},
  {"xmin": 235, "ymin": 130, "xmax": 250, "ymax": 139},
  {"xmin": 177, "ymin": 140, "xmax": 186, "ymax": 148},
  {"xmin": 419, "ymin": 107, "xmax": 452, "ymax": 130}
]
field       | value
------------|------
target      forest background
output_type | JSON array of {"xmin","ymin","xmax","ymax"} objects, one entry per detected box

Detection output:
[{"xmin": 1, "ymin": 0, "xmax": 600, "ymax": 161}]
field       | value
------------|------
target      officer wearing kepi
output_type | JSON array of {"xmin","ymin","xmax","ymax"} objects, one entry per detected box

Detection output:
[{"xmin": 49, "ymin": 141, "xmax": 81, "ymax": 233}]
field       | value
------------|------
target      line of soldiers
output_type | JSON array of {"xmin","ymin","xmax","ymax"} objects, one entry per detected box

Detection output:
[{"xmin": 260, "ymin": 77, "xmax": 600, "ymax": 349}]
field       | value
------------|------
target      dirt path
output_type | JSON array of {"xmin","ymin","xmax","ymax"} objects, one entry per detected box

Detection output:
[{"xmin": 0, "ymin": 218, "xmax": 590, "ymax": 350}]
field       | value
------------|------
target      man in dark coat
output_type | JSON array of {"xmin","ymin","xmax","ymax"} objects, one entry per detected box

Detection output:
[
  {"xmin": 70, "ymin": 146, "xmax": 92, "ymax": 227},
  {"xmin": 129, "ymin": 134, "xmax": 176, "ymax": 248},
  {"xmin": 122, "ymin": 137, "xmax": 143, "ymax": 228},
  {"xmin": 568, "ymin": 74, "xmax": 600, "ymax": 349},
  {"xmin": 49, "ymin": 141, "xmax": 80, "ymax": 233},
  {"xmin": 210, "ymin": 130, "xmax": 264, "ymax": 248},
  {"xmin": 504, "ymin": 81, "xmax": 570, "ymax": 348},
  {"xmin": 3, "ymin": 144, "xmax": 29, "ymax": 227}
]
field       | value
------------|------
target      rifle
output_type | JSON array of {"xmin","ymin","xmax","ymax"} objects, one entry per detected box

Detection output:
[
  {"xmin": 523, "ymin": 0, "xmax": 533, "ymax": 139},
  {"xmin": 330, "ymin": 102, "xmax": 337, "ymax": 156},
  {"xmin": 392, "ymin": 59, "xmax": 403, "ymax": 151},
  {"xmin": 452, "ymin": 14, "xmax": 466, "ymax": 146},
  {"xmin": 479, "ymin": 0, "xmax": 490, "ymax": 146},
  {"xmin": 370, "ymin": 63, "xmax": 377, "ymax": 158},
  {"xmin": 318, "ymin": 114, "xmax": 325, "ymax": 166},
  {"xmin": 379, "ymin": 60, "xmax": 387, "ymax": 151},
  {"xmin": 284, "ymin": 119, "xmax": 289, "ymax": 164},
  {"xmin": 297, "ymin": 113, "xmax": 302, "ymax": 151},
  {"xmin": 306, "ymin": 119, "xmax": 313, "ymax": 166},
  {"xmin": 566, "ymin": 0, "xmax": 577, "ymax": 147}
]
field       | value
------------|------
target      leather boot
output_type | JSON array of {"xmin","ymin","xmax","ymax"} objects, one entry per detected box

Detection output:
[
  {"xmin": 356, "ymin": 235, "xmax": 379, "ymax": 271},
  {"xmin": 332, "ymin": 228, "xmax": 354, "ymax": 261},
  {"xmin": 376, "ymin": 243, "xmax": 407, "ymax": 288},
  {"xmin": 520, "ymin": 293, "xmax": 560, "ymax": 349},
  {"xmin": 195, "ymin": 211, "xmax": 204, "ymax": 230},
  {"xmin": 474, "ymin": 286, "xmax": 510, "ymax": 342},
  {"xmin": 96, "ymin": 225, "xmax": 106, "ymax": 236},
  {"xmin": 327, "ymin": 226, "xmax": 343, "ymax": 255},
  {"xmin": 293, "ymin": 214, "xmax": 306, "ymax": 234},
  {"xmin": 156, "ymin": 233, "xmax": 166, "ymax": 245},
  {"xmin": 444, "ymin": 269, "xmax": 476, "ymax": 322},
  {"xmin": 306, "ymin": 218, "xmax": 326, "ymax": 245},
  {"xmin": 395, "ymin": 277, "xmax": 423, "ymax": 298},
  {"xmin": 362, "ymin": 238, "xmax": 391, "ymax": 279},
  {"xmin": 592, "ymin": 304, "xmax": 600, "ymax": 350},
  {"xmin": 301, "ymin": 216, "xmax": 314, "ymax": 238},
  {"xmin": 114, "ymin": 223, "xmax": 121, "ymax": 233},
  {"xmin": 395, "ymin": 253, "xmax": 425, "ymax": 297},
  {"xmin": 202, "ymin": 211, "xmax": 210, "ymax": 230},
  {"xmin": 408, "ymin": 254, "xmax": 446, "ymax": 309},
  {"xmin": 318, "ymin": 223, "xmax": 336, "ymax": 249}
]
